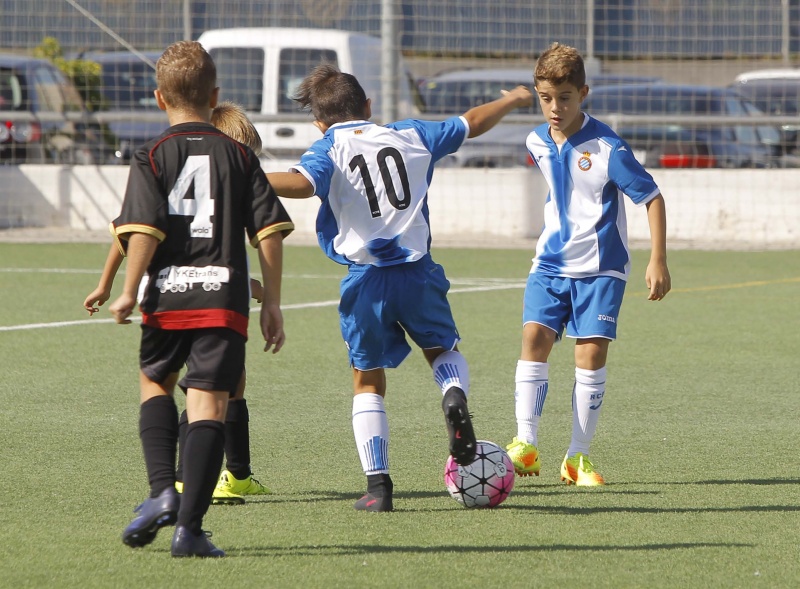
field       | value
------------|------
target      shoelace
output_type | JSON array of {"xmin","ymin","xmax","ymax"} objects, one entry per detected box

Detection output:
[{"xmin": 250, "ymin": 476, "xmax": 264, "ymax": 487}]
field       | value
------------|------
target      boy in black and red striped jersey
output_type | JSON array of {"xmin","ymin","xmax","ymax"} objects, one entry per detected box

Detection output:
[
  {"xmin": 108, "ymin": 41, "xmax": 293, "ymax": 558},
  {"xmin": 85, "ymin": 102, "xmax": 278, "ymax": 506}
]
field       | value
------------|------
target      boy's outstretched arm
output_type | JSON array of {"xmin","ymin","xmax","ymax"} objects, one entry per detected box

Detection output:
[
  {"xmin": 644, "ymin": 194, "xmax": 671, "ymax": 301},
  {"xmin": 463, "ymin": 85, "xmax": 534, "ymax": 138},
  {"xmin": 84, "ymin": 242, "xmax": 124, "ymax": 314},
  {"xmin": 258, "ymin": 232, "xmax": 285, "ymax": 353},
  {"xmin": 267, "ymin": 172, "xmax": 315, "ymax": 199}
]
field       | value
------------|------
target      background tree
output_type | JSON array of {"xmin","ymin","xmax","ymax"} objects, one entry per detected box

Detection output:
[{"xmin": 34, "ymin": 37, "xmax": 107, "ymax": 112}]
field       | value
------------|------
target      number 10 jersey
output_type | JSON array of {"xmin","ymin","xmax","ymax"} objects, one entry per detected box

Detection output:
[{"xmin": 291, "ymin": 117, "xmax": 468, "ymax": 267}]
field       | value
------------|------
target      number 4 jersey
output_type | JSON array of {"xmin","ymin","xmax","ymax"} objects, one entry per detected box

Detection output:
[
  {"xmin": 115, "ymin": 122, "xmax": 294, "ymax": 337},
  {"xmin": 290, "ymin": 117, "xmax": 469, "ymax": 266}
]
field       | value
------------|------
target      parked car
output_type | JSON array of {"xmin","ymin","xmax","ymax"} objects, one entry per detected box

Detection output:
[
  {"xmin": 730, "ymin": 76, "xmax": 800, "ymax": 155},
  {"xmin": 0, "ymin": 54, "xmax": 109, "ymax": 164},
  {"xmin": 79, "ymin": 51, "xmax": 168, "ymax": 162},
  {"xmin": 417, "ymin": 68, "xmax": 660, "ymax": 167},
  {"xmin": 417, "ymin": 68, "xmax": 660, "ymax": 115},
  {"xmin": 582, "ymin": 83, "xmax": 784, "ymax": 168}
]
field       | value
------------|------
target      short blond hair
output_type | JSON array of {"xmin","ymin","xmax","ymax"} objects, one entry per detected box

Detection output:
[
  {"xmin": 211, "ymin": 101, "xmax": 262, "ymax": 156},
  {"xmin": 156, "ymin": 40, "xmax": 216, "ymax": 111},
  {"xmin": 535, "ymin": 42, "xmax": 586, "ymax": 89}
]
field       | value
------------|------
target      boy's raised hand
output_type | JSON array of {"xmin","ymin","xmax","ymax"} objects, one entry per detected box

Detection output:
[
  {"xmin": 465, "ymin": 85, "xmax": 534, "ymax": 138},
  {"xmin": 500, "ymin": 85, "xmax": 534, "ymax": 108}
]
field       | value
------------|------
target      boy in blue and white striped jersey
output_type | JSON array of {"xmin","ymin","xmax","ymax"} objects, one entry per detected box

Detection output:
[
  {"xmin": 268, "ymin": 64, "xmax": 532, "ymax": 511},
  {"xmin": 506, "ymin": 43, "xmax": 671, "ymax": 486}
]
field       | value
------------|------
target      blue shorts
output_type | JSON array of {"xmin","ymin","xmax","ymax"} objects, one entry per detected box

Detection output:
[
  {"xmin": 339, "ymin": 255, "xmax": 460, "ymax": 370},
  {"xmin": 522, "ymin": 273, "xmax": 626, "ymax": 340}
]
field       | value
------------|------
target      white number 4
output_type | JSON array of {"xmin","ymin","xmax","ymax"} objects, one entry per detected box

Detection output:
[{"xmin": 167, "ymin": 155, "xmax": 214, "ymax": 238}]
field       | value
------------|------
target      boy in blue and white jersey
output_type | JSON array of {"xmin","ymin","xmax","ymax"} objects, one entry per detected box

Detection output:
[
  {"xmin": 269, "ymin": 64, "xmax": 533, "ymax": 511},
  {"xmin": 505, "ymin": 43, "xmax": 671, "ymax": 486}
]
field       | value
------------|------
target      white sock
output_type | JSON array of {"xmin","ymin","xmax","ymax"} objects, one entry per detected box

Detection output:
[
  {"xmin": 568, "ymin": 367, "xmax": 607, "ymax": 457},
  {"xmin": 515, "ymin": 360, "xmax": 549, "ymax": 446},
  {"xmin": 432, "ymin": 350, "xmax": 470, "ymax": 396},
  {"xmin": 352, "ymin": 393, "xmax": 389, "ymax": 475}
]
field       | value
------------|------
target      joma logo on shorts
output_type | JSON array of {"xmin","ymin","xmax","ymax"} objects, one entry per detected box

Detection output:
[{"xmin": 597, "ymin": 314, "xmax": 616, "ymax": 323}]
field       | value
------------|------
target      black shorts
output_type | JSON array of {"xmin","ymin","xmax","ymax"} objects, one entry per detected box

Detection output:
[{"xmin": 140, "ymin": 325, "xmax": 246, "ymax": 394}]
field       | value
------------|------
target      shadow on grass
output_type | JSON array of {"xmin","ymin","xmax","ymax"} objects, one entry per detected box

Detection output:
[
  {"xmin": 504, "ymin": 504, "xmax": 800, "ymax": 515},
  {"xmin": 510, "ymin": 487, "xmax": 662, "ymax": 497},
  {"xmin": 600, "ymin": 477, "xmax": 800, "ymax": 488},
  {"xmin": 228, "ymin": 541, "xmax": 752, "ymax": 558},
  {"xmin": 670, "ymin": 478, "xmax": 800, "ymax": 486},
  {"xmin": 243, "ymin": 489, "xmax": 473, "ymax": 505},
  {"xmin": 239, "ymin": 489, "xmax": 800, "ymax": 517},
  {"xmin": 241, "ymin": 490, "xmax": 650, "ymax": 507}
]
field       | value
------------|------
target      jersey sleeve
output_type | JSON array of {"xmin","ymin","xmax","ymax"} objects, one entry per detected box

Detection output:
[
  {"xmin": 290, "ymin": 138, "xmax": 335, "ymax": 199},
  {"xmin": 393, "ymin": 117, "xmax": 468, "ymax": 163},
  {"xmin": 114, "ymin": 149, "xmax": 169, "ymax": 241},
  {"xmin": 608, "ymin": 139, "xmax": 661, "ymax": 205},
  {"xmin": 109, "ymin": 217, "xmax": 128, "ymax": 257},
  {"xmin": 247, "ymin": 153, "xmax": 295, "ymax": 246}
]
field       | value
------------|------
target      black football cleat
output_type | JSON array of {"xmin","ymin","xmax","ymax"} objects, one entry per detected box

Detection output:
[
  {"xmin": 353, "ymin": 492, "xmax": 394, "ymax": 512},
  {"xmin": 354, "ymin": 473, "xmax": 393, "ymax": 512},
  {"xmin": 122, "ymin": 486, "xmax": 179, "ymax": 548},
  {"xmin": 171, "ymin": 526, "xmax": 225, "ymax": 558},
  {"xmin": 442, "ymin": 387, "xmax": 477, "ymax": 466}
]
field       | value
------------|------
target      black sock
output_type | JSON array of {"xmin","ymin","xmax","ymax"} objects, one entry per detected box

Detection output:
[
  {"xmin": 366, "ymin": 474, "xmax": 393, "ymax": 497},
  {"xmin": 225, "ymin": 399, "xmax": 252, "ymax": 480},
  {"xmin": 177, "ymin": 420, "xmax": 225, "ymax": 535},
  {"xmin": 139, "ymin": 396, "xmax": 178, "ymax": 498},
  {"xmin": 176, "ymin": 410, "xmax": 188, "ymax": 483}
]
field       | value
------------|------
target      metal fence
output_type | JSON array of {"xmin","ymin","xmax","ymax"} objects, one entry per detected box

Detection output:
[{"xmin": 2, "ymin": 1, "xmax": 799, "ymax": 58}]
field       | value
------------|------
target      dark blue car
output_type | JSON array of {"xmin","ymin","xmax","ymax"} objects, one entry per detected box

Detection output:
[
  {"xmin": 79, "ymin": 51, "xmax": 169, "ymax": 162},
  {"xmin": 582, "ymin": 84, "xmax": 783, "ymax": 168}
]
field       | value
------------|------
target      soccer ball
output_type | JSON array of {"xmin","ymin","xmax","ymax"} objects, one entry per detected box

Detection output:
[{"xmin": 444, "ymin": 440, "xmax": 515, "ymax": 508}]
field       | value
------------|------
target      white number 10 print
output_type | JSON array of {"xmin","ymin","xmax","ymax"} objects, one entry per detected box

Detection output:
[{"xmin": 168, "ymin": 155, "xmax": 214, "ymax": 238}]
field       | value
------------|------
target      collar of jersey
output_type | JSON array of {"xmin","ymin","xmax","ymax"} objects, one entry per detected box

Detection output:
[
  {"xmin": 328, "ymin": 120, "xmax": 373, "ymax": 132},
  {"xmin": 538, "ymin": 113, "xmax": 592, "ymax": 150}
]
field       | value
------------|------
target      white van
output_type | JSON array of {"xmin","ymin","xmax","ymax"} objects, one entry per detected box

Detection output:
[{"xmin": 197, "ymin": 27, "xmax": 418, "ymax": 159}]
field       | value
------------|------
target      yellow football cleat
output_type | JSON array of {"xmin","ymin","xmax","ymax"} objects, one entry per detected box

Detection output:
[
  {"xmin": 505, "ymin": 437, "xmax": 541, "ymax": 477},
  {"xmin": 560, "ymin": 453, "xmax": 605, "ymax": 486},
  {"xmin": 212, "ymin": 470, "xmax": 271, "ymax": 505}
]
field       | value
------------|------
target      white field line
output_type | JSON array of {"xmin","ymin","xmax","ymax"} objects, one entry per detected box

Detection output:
[
  {"xmin": 0, "ymin": 267, "xmax": 521, "ymax": 285},
  {"xmin": 0, "ymin": 282, "xmax": 523, "ymax": 332},
  {"xmin": 0, "ymin": 268, "xmax": 347, "ymax": 279}
]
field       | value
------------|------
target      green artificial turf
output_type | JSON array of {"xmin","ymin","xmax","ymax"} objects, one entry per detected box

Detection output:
[{"xmin": 0, "ymin": 243, "xmax": 798, "ymax": 588}]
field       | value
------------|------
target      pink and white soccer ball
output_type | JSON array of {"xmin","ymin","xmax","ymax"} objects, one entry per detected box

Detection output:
[{"xmin": 444, "ymin": 440, "xmax": 515, "ymax": 508}]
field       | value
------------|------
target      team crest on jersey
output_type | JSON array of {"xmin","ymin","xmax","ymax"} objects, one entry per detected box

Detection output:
[
  {"xmin": 354, "ymin": 129, "xmax": 363, "ymax": 135},
  {"xmin": 578, "ymin": 152, "xmax": 592, "ymax": 171}
]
